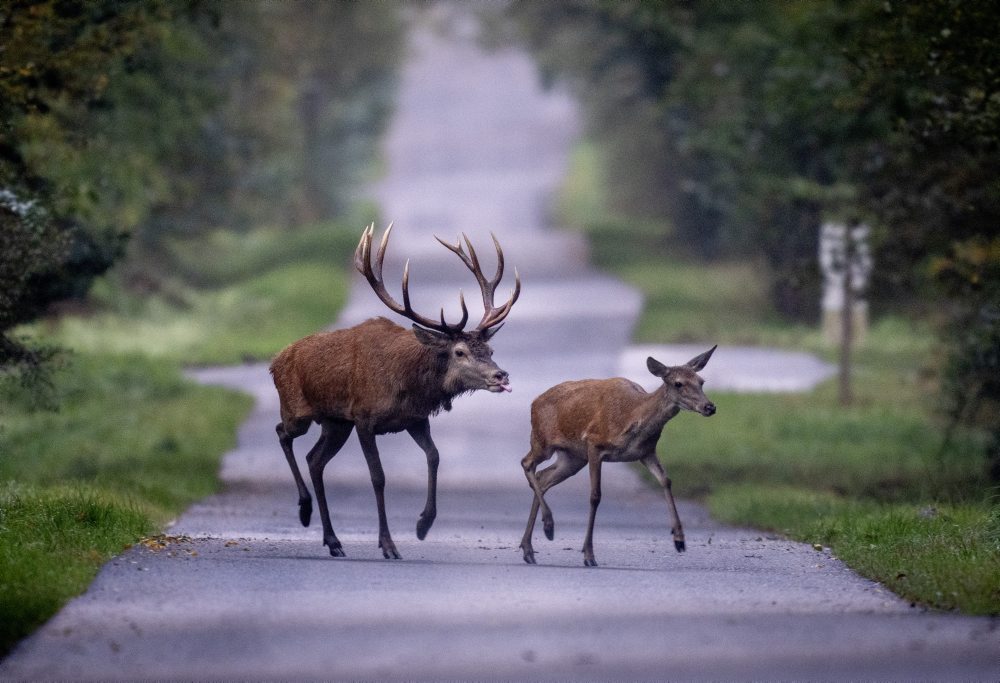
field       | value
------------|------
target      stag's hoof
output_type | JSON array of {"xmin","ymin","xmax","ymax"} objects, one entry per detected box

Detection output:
[
  {"xmin": 298, "ymin": 498, "xmax": 313, "ymax": 527},
  {"xmin": 415, "ymin": 513, "xmax": 435, "ymax": 540},
  {"xmin": 674, "ymin": 539, "xmax": 686, "ymax": 553},
  {"xmin": 583, "ymin": 556, "xmax": 598, "ymax": 567},
  {"xmin": 326, "ymin": 541, "xmax": 345, "ymax": 558},
  {"xmin": 543, "ymin": 517, "xmax": 554, "ymax": 541},
  {"xmin": 380, "ymin": 539, "xmax": 402, "ymax": 560}
]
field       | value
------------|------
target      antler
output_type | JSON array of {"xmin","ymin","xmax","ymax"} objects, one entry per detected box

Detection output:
[
  {"xmin": 355, "ymin": 223, "xmax": 520, "ymax": 335},
  {"xmin": 355, "ymin": 223, "xmax": 469, "ymax": 334},
  {"xmin": 435, "ymin": 233, "xmax": 521, "ymax": 332}
]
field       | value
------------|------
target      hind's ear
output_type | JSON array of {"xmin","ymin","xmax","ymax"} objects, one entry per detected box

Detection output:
[
  {"xmin": 686, "ymin": 345, "xmax": 717, "ymax": 371},
  {"xmin": 647, "ymin": 356, "xmax": 668, "ymax": 377},
  {"xmin": 412, "ymin": 324, "xmax": 450, "ymax": 348}
]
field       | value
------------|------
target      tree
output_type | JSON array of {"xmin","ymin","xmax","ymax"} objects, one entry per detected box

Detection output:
[
  {"xmin": 851, "ymin": 0, "xmax": 1000, "ymax": 477},
  {"xmin": 498, "ymin": 1, "xmax": 886, "ymax": 320},
  {"xmin": 0, "ymin": 0, "xmax": 167, "ymax": 371},
  {"xmin": 1, "ymin": 1, "xmax": 404, "ymax": 377}
]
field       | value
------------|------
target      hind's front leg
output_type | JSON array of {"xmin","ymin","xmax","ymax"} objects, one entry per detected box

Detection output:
[{"xmin": 641, "ymin": 454, "xmax": 685, "ymax": 553}]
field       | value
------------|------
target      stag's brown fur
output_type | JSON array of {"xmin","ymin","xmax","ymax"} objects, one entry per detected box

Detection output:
[
  {"xmin": 271, "ymin": 317, "xmax": 482, "ymax": 435},
  {"xmin": 272, "ymin": 223, "xmax": 518, "ymax": 560}
]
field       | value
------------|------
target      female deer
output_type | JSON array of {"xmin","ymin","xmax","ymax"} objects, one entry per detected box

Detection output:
[{"xmin": 519, "ymin": 347, "xmax": 717, "ymax": 566}]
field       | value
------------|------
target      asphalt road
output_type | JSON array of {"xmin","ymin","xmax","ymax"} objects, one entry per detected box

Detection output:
[{"xmin": 2, "ymin": 7, "xmax": 997, "ymax": 681}]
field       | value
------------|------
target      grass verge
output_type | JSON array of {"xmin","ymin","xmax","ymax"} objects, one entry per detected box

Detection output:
[
  {"xmin": 0, "ymin": 354, "xmax": 253, "ymax": 655},
  {"xmin": 709, "ymin": 486, "xmax": 1000, "ymax": 614}
]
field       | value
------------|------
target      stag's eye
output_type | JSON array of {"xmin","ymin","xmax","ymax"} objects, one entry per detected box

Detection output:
[
  {"xmin": 455, "ymin": 349, "xmax": 465, "ymax": 358},
  {"xmin": 674, "ymin": 381, "xmax": 683, "ymax": 389}
]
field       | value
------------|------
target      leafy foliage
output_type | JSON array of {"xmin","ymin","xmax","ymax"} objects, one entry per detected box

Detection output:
[
  {"xmin": 495, "ymin": 1, "xmax": 886, "ymax": 319},
  {"xmin": 0, "ymin": 0, "xmax": 156, "ymax": 370},
  {"xmin": 1, "ymin": 1, "xmax": 402, "ymax": 379},
  {"xmin": 851, "ymin": 1, "xmax": 1000, "ymax": 477}
]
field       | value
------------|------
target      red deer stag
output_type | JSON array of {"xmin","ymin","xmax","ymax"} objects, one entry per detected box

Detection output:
[
  {"xmin": 270, "ymin": 223, "xmax": 520, "ymax": 559},
  {"xmin": 519, "ymin": 347, "xmax": 717, "ymax": 566}
]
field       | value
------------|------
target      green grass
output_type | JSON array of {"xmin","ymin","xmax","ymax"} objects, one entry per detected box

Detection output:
[
  {"xmin": 47, "ymin": 261, "xmax": 347, "ymax": 365},
  {"xmin": 0, "ymin": 485, "xmax": 151, "ymax": 651},
  {"xmin": 0, "ymin": 354, "xmax": 253, "ymax": 655},
  {"xmin": 557, "ymin": 140, "xmax": 999, "ymax": 615},
  {"xmin": 709, "ymin": 486, "xmax": 1000, "ymax": 614},
  {"xmin": 34, "ymin": 221, "xmax": 356, "ymax": 365}
]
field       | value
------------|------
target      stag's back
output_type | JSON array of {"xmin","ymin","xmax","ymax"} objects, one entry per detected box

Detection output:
[{"xmin": 270, "ymin": 317, "xmax": 441, "ymax": 428}]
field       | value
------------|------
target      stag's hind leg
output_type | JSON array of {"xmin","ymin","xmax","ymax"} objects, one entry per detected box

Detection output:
[
  {"xmin": 277, "ymin": 419, "xmax": 313, "ymax": 526},
  {"xmin": 520, "ymin": 450, "xmax": 585, "ymax": 564},
  {"xmin": 307, "ymin": 419, "xmax": 354, "ymax": 557},
  {"xmin": 356, "ymin": 427, "xmax": 401, "ymax": 559}
]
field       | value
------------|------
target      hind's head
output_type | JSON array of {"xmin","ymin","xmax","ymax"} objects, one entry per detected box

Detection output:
[{"xmin": 646, "ymin": 346, "xmax": 717, "ymax": 417}]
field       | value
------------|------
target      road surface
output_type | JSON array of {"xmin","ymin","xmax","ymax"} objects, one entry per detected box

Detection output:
[{"xmin": 2, "ymin": 6, "xmax": 996, "ymax": 681}]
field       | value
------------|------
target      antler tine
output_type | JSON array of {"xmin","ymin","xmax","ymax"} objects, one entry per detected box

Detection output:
[
  {"xmin": 474, "ymin": 232, "xmax": 519, "ymax": 331},
  {"xmin": 434, "ymin": 231, "xmax": 520, "ymax": 331},
  {"xmin": 374, "ymin": 221, "xmax": 393, "ymax": 279},
  {"xmin": 480, "ymin": 266, "xmax": 521, "ymax": 330},
  {"xmin": 356, "ymin": 223, "xmax": 468, "ymax": 334},
  {"xmin": 487, "ymin": 232, "xmax": 505, "ymax": 288},
  {"xmin": 353, "ymin": 222, "xmax": 373, "ymax": 273}
]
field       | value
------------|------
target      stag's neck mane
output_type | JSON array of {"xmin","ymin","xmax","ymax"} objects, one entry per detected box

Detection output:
[{"xmin": 386, "ymin": 322, "xmax": 464, "ymax": 417}]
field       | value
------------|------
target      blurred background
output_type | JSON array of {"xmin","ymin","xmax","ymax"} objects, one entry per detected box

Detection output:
[{"xmin": 1, "ymin": 0, "xmax": 998, "ymax": 638}]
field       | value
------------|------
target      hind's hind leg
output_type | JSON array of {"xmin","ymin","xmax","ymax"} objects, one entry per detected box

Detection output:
[
  {"xmin": 277, "ymin": 419, "xmax": 313, "ymax": 526},
  {"xmin": 521, "ymin": 448, "xmax": 585, "ymax": 564}
]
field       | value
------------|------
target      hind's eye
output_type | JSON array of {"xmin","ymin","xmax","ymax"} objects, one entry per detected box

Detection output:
[
  {"xmin": 674, "ymin": 381, "xmax": 683, "ymax": 389},
  {"xmin": 455, "ymin": 349, "xmax": 465, "ymax": 358}
]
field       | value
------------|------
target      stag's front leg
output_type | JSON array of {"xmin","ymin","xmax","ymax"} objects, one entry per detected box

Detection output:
[
  {"xmin": 406, "ymin": 419, "xmax": 439, "ymax": 540},
  {"xmin": 356, "ymin": 428, "xmax": 401, "ymax": 559},
  {"xmin": 307, "ymin": 420, "xmax": 354, "ymax": 557},
  {"xmin": 641, "ymin": 454, "xmax": 685, "ymax": 552}
]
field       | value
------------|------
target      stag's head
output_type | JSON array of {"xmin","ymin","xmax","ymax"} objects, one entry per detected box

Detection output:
[
  {"xmin": 355, "ymin": 223, "xmax": 520, "ymax": 395},
  {"xmin": 646, "ymin": 346, "xmax": 717, "ymax": 417}
]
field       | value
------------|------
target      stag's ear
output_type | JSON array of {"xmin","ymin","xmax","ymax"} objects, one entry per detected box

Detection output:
[
  {"xmin": 647, "ymin": 356, "xmax": 669, "ymax": 377},
  {"xmin": 686, "ymin": 345, "xmax": 717, "ymax": 371},
  {"xmin": 412, "ymin": 324, "xmax": 450, "ymax": 348}
]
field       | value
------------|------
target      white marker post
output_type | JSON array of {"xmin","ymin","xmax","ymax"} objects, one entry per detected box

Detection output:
[{"xmin": 819, "ymin": 222, "xmax": 872, "ymax": 405}]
